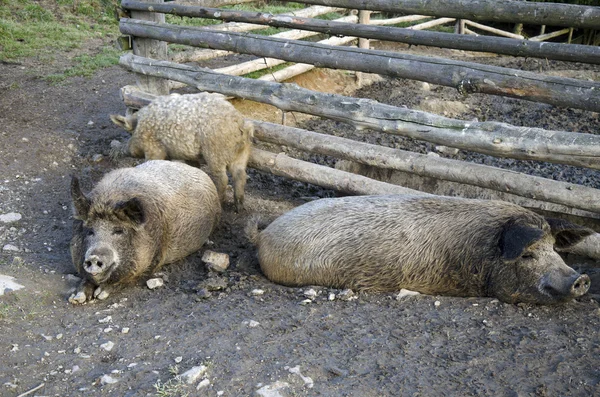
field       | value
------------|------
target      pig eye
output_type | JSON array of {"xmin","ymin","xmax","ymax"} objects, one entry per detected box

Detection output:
[
  {"xmin": 522, "ymin": 252, "xmax": 535, "ymax": 260},
  {"xmin": 86, "ymin": 229, "xmax": 94, "ymax": 237},
  {"xmin": 112, "ymin": 227, "xmax": 125, "ymax": 235}
]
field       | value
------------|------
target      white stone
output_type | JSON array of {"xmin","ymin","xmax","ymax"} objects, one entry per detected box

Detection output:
[
  {"xmin": 197, "ymin": 379, "xmax": 210, "ymax": 389},
  {"xmin": 2, "ymin": 244, "xmax": 20, "ymax": 252},
  {"xmin": 289, "ymin": 366, "xmax": 314, "ymax": 388},
  {"xmin": 328, "ymin": 293, "xmax": 336, "ymax": 301},
  {"xmin": 202, "ymin": 250, "xmax": 230, "ymax": 272},
  {"xmin": 100, "ymin": 374, "xmax": 118, "ymax": 385},
  {"xmin": 146, "ymin": 278, "xmax": 164, "ymax": 290},
  {"xmin": 242, "ymin": 320, "xmax": 260, "ymax": 328},
  {"xmin": 434, "ymin": 300, "xmax": 441, "ymax": 307},
  {"xmin": 299, "ymin": 299, "xmax": 312, "ymax": 305},
  {"xmin": 250, "ymin": 289, "xmax": 265, "ymax": 296},
  {"xmin": 56, "ymin": 333, "xmax": 63, "ymax": 340},
  {"xmin": 395, "ymin": 289, "xmax": 421, "ymax": 300},
  {"xmin": 0, "ymin": 212, "xmax": 22, "ymax": 223},
  {"xmin": 255, "ymin": 381, "xmax": 290, "ymax": 397},
  {"xmin": 96, "ymin": 290, "xmax": 110, "ymax": 300},
  {"xmin": 174, "ymin": 356, "xmax": 183, "ymax": 363},
  {"xmin": 180, "ymin": 365, "xmax": 207, "ymax": 384},
  {"xmin": 100, "ymin": 341, "xmax": 114, "ymax": 352},
  {"xmin": 98, "ymin": 316, "xmax": 112, "ymax": 324},
  {"xmin": 303, "ymin": 288, "xmax": 317, "ymax": 299},
  {"xmin": 121, "ymin": 327, "xmax": 130, "ymax": 334},
  {"xmin": 0, "ymin": 275, "xmax": 24, "ymax": 296},
  {"xmin": 73, "ymin": 347, "xmax": 81, "ymax": 354}
]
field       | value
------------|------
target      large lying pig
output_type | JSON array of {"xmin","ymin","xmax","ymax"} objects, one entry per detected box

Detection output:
[
  {"xmin": 248, "ymin": 195, "xmax": 594, "ymax": 304},
  {"xmin": 69, "ymin": 160, "xmax": 221, "ymax": 304},
  {"xmin": 110, "ymin": 92, "xmax": 254, "ymax": 212}
]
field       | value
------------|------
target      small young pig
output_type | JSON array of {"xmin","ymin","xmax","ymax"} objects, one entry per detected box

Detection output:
[
  {"xmin": 248, "ymin": 195, "xmax": 594, "ymax": 305},
  {"xmin": 110, "ymin": 92, "xmax": 254, "ymax": 212},
  {"xmin": 69, "ymin": 160, "xmax": 221, "ymax": 304}
]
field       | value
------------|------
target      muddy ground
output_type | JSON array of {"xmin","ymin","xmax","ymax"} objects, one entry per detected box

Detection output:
[{"xmin": 1, "ymin": 43, "xmax": 600, "ymax": 397}]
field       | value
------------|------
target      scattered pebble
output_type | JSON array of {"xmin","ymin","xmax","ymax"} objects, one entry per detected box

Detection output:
[
  {"xmin": 98, "ymin": 316, "xmax": 112, "ymax": 324},
  {"xmin": 56, "ymin": 333, "xmax": 63, "ymax": 340},
  {"xmin": 2, "ymin": 244, "xmax": 20, "ymax": 252},
  {"xmin": 103, "ymin": 328, "xmax": 113, "ymax": 333},
  {"xmin": 197, "ymin": 379, "xmax": 210, "ymax": 389},
  {"xmin": 10, "ymin": 344, "xmax": 18, "ymax": 352},
  {"xmin": 434, "ymin": 301, "xmax": 441, "ymax": 307},
  {"xmin": 100, "ymin": 341, "xmax": 114, "ymax": 352},
  {"xmin": 338, "ymin": 289, "xmax": 356, "ymax": 301},
  {"xmin": 250, "ymin": 289, "xmax": 265, "ymax": 296},
  {"xmin": 202, "ymin": 250, "xmax": 230, "ymax": 272},
  {"xmin": 242, "ymin": 320, "xmax": 260, "ymax": 328},
  {"xmin": 73, "ymin": 347, "xmax": 81, "ymax": 354},
  {"xmin": 255, "ymin": 381, "xmax": 290, "ymax": 397},
  {"xmin": 395, "ymin": 289, "xmax": 421, "ymax": 300},
  {"xmin": 146, "ymin": 278, "xmax": 164, "ymax": 290},
  {"xmin": 288, "ymin": 365, "xmax": 314, "ymax": 388},
  {"xmin": 299, "ymin": 299, "xmax": 312, "ymax": 305},
  {"xmin": 0, "ymin": 212, "xmax": 22, "ymax": 223},
  {"xmin": 122, "ymin": 327, "xmax": 130, "ymax": 334},
  {"xmin": 100, "ymin": 374, "xmax": 118, "ymax": 385},
  {"xmin": 180, "ymin": 365, "xmax": 207, "ymax": 384},
  {"xmin": 174, "ymin": 356, "xmax": 183, "ymax": 363},
  {"xmin": 328, "ymin": 293, "xmax": 336, "ymax": 301},
  {"xmin": 303, "ymin": 288, "xmax": 317, "ymax": 299}
]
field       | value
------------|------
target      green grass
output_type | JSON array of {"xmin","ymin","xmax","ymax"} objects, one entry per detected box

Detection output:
[
  {"xmin": 0, "ymin": 0, "xmax": 119, "ymax": 62},
  {"xmin": 45, "ymin": 45, "xmax": 121, "ymax": 83}
]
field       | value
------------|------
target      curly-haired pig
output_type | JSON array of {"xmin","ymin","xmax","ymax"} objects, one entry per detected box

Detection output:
[
  {"xmin": 248, "ymin": 195, "xmax": 594, "ymax": 304},
  {"xmin": 69, "ymin": 160, "xmax": 221, "ymax": 304},
  {"xmin": 110, "ymin": 92, "xmax": 254, "ymax": 212}
]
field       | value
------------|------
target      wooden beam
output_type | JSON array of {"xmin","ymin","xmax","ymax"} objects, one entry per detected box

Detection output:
[
  {"xmin": 530, "ymin": 28, "xmax": 572, "ymax": 42},
  {"xmin": 119, "ymin": 19, "xmax": 600, "ymax": 112},
  {"xmin": 407, "ymin": 17, "xmax": 455, "ymax": 30},
  {"xmin": 117, "ymin": 55, "xmax": 600, "ymax": 169},
  {"xmin": 464, "ymin": 20, "xmax": 524, "ymax": 40},
  {"xmin": 291, "ymin": 0, "xmax": 600, "ymax": 29},
  {"xmin": 249, "ymin": 148, "xmax": 427, "ymax": 196},
  {"xmin": 252, "ymin": 121, "xmax": 600, "ymax": 213},
  {"xmin": 119, "ymin": 1, "xmax": 600, "ymax": 65}
]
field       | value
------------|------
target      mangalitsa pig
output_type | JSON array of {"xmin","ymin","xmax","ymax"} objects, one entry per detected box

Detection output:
[
  {"xmin": 69, "ymin": 160, "xmax": 221, "ymax": 304},
  {"xmin": 110, "ymin": 92, "xmax": 254, "ymax": 211},
  {"xmin": 248, "ymin": 195, "xmax": 594, "ymax": 304}
]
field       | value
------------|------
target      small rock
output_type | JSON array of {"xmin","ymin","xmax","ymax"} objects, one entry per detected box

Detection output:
[
  {"xmin": 255, "ymin": 381, "xmax": 290, "ymax": 397},
  {"xmin": 100, "ymin": 374, "xmax": 118, "ymax": 385},
  {"xmin": 2, "ymin": 244, "xmax": 20, "ymax": 252},
  {"xmin": 250, "ymin": 289, "xmax": 265, "ymax": 296},
  {"xmin": 0, "ymin": 275, "xmax": 24, "ymax": 296},
  {"xmin": 420, "ymin": 82, "xmax": 431, "ymax": 91},
  {"xmin": 434, "ymin": 300, "xmax": 441, "ymax": 307},
  {"xmin": 69, "ymin": 291, "xmax": 87, "ymax": 304},
  {"xmin": 435, "ymin": 145, "xmax": 460, "ymax": 156},
  {"xmin": 338, "ymin": 289, "xmax": 356, "ymax": 301},
  {"xmin": 98, "ymin": 316, "xmax": 112, "ymax": 324},
  {"xmin": 56, "ymin": 333, "xmax": 63, "ymax": 340},
  {"xmin": 180, "ymin": 365, "xmax": 207, "ymax": 384},
  {"xmin": 174, "ymin": 356, "xmax": 183, "ymax": 363},
  {"xmin": 197, "ymin": 379, "xmax": 210, "ymax": 389},
  {"xmin": 87, "ymin": 120, "xmax": 94, "ymax": 126},
  {"xmin": 243, "ymin": 320, "xmax": 260, "ymax": 328},
  {"xmin": 92, "ymin": 154, "xmax": 103, "ymax": 162},
  {"xmin": 73, "ymin": 347, "xmax": 81, "ymax": 354},
  {"xmin": 0, "ymin": 212, "xmax": 22, "ymax": 223},
  {"xmin": 299, "ymin": 299, "xmax": 312, "ymax": 305},
  {"xmin": 197, "ymin": 275, "xmax": 228, "ymax": 291},
  {"xmin": 146, "ymin": 278, "xmax": 164, "ymax": 290},
  {"xmin": 100, "ymin": 341, "xmax": 114, "ymax": 352},
  {"xmin": 303, "ymin": 288, "xmax": 317, "ymax": 299},
  {"xmin": 395, "ymin": 289, "xmax": 421, "ymax": 300},
  {"xmin": 121, "ymin": 327, "xmax": 130, "ymax": 334},
  {"xmin": 10, "ymin": 344, "xmax": 18, "ymax": 352},
  {"xmin": 427, "ymin": 151, "xmax": 441, "ymax": 158},
  {"xmin": 328, "ymin": 293, "xmax": 336, "ymax": 301},
  {"xmin": 103, "ymin": 328, "xmax": 113, "ymax": 333},
  {"xmin": 202, "ymin": 250, "xmax": 230, "ymax": 272},
  {"xmin": 96, "ymin": 290, "xmax": 110, "ymax": 300}
]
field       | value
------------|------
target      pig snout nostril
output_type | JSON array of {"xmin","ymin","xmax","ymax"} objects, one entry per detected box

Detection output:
[{"xmin": 571, "ymin": 274, "xmax": 590, "ymax": 296}]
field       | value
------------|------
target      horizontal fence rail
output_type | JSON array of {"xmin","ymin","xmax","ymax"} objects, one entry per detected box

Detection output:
[
  {"xmin": 119, "ymin": 53, "xmax": 600, "ymax": 169},
  {"xmin": 294, "ymin": 0, "xmax": 600, "ymax": 29},
  {"xmin": 120, "ymin": 0, "xmax": 600, "ymax": 64},
  {"xmin": 120, "ymin": 19, "xmax": 600, "ymax": 112}
]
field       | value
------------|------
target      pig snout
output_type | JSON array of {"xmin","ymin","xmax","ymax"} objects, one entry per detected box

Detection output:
[
  {"xmin": 540, "ymin": 271, "xmax": 590, "ymax": 300},
  {"xmin": 83, "ymin": 246, "xmax": 117, "ymax": 278}
]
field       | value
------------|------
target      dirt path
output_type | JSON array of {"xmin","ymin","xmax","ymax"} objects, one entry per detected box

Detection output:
[{"xmin": 1, "ymin": 51, "xmax": 599, "ymax": 397}]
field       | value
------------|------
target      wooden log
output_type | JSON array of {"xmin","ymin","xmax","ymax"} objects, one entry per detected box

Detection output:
[
  {"xmin": 464, "ymin": 20, "xmax": 524, "ymax": 39},
  {"xmin": 463, "ymin": 27, "xmax": 479, "ymax": 36},
  {"xmin": 130, "ymin": 0, "xmax": 169, "ymax": 95},
  {"xmin": 293, "ymin": 0, "xmax": 600, "ymax": 29},
  {"xmin": 257, "ymin": 63, "xmax": 316, "ymax": 83},
  {"xmin": 121, "ymin": 2, "xmax": 600, "ymax": 64},
  {"xmin": 252, "ymin": 121, "xmax": 600, "ymax": 213},
  {"xmin": 369, "ymin": 15, "xmax": 430, "ymax": 26},
  {"xmin": 530, "ymin": 28, "xmax": 572, "ymax": 42},
  {"xmin": 407, "ymin": 17, "xmax": 455, "ymax": 30},
  {"xmin": 119, "ymin": 19, "xmax": 600, "ymax": 111},
  {"xmin": 249, "ymin": 148, "xmax": 427, "ymax": 196},
  {"xmin": 118, "ymin": 54, "xmax": 600, "ymax": 169},
  {"xmin": 358, "ymin": 10, "xmax": 371, "ymax": 49}
]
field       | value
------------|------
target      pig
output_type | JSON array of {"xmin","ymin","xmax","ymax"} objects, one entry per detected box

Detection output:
[
  {"xmin": 247, "ymin": 195, "xmax": 594, "ymax": 304},
  {"xmin": 110, "ymin": 92, "xmax": 254, "ymax": 212},
  {"xmin": 69, "ymin": 160, "xmax": 221, "ymax": 304}
]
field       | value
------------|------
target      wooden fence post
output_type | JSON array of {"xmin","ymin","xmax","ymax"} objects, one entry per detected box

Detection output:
[{"xmin": 130, "ymin": 0, "xmax": 169, "ymax": 95}]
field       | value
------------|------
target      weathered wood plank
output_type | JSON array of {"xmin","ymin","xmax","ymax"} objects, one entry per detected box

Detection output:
[
  {"xmin": 119, "ymin": 19, "xmax": 600, "ymax": 111},
  {"xmin": 118, "ymin": 54, "xmax": 600, "ymax": 169},
  {"xmin": 120, "ymin": 1, "xmax": 600, "ymax": 64}
]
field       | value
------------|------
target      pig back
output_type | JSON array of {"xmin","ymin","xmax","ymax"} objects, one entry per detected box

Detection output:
[
  {"xmin": 91, "ymin": 160, "xmax": 221, "ymax": 265},
  {"xmin": 257, "ymin": 195, "xmax": 526, "ymax": 294}
]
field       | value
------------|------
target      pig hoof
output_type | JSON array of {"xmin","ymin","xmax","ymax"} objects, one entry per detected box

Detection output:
[
  {"xmin": 68, "ymin": 291, "xmax": 88, "ymax": 305},
  {"xmin": 94, "ymin": 287, "xmax": 110, "ymax": 301}
]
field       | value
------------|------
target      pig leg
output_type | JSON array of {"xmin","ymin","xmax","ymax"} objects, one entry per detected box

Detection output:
[
  {"xmin": 68, "ymin": 279, "xmax": 97, "ymax": 304},
  {"xmin": 228, "ymin": 149, "xmax": 250, "ymax": 212},
  {"xmin": 207, "ymin": 161, "xmax": 229, "ymax": 204}
]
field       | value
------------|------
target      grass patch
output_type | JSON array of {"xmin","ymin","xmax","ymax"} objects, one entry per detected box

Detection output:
[
  {"xmin": 45, "ymin": 45, "xmax": 121, "ymax": 83},
  {"xmin": 0, "ymin": 0, "xmax": 119, "ymax": 62}
]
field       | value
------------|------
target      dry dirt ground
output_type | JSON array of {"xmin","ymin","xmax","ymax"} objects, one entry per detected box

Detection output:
[{"xmin": 1, "ymin": 44, "xmax": 600, "ymax": 397}]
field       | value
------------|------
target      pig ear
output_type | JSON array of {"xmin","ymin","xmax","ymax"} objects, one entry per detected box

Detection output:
[
  {"xmin": 500, "ymin": 222, "xmax": 544, "ymax": 260},
  {"xmin": 115, "ymin": 198, "xmax": 145, "ymax": 225},
  {"xmin": 545, "ymin": 218, "xmax": 595, "ymax": 249},
  {"xmin": 70, "ymin": 176, "xmax": 90, "ymax": 220},
  {"xmin": 109, "ymin": 114, "xmax": 136, "ymax": 132}
]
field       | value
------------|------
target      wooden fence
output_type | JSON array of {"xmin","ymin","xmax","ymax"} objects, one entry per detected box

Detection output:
[{"xmin": 116, "ymin": 0, "xmax": 600, "ymax": 231}]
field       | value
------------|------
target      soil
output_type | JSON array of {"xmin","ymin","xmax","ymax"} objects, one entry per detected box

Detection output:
[{"xmin": 1, "ymin": 43, "xmax": 599, "ymax": 397}]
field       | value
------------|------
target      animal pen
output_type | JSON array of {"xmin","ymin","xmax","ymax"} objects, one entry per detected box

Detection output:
[{"xmin": 115, "ymin": 0, "xmax": 600, "ymax": 236}]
